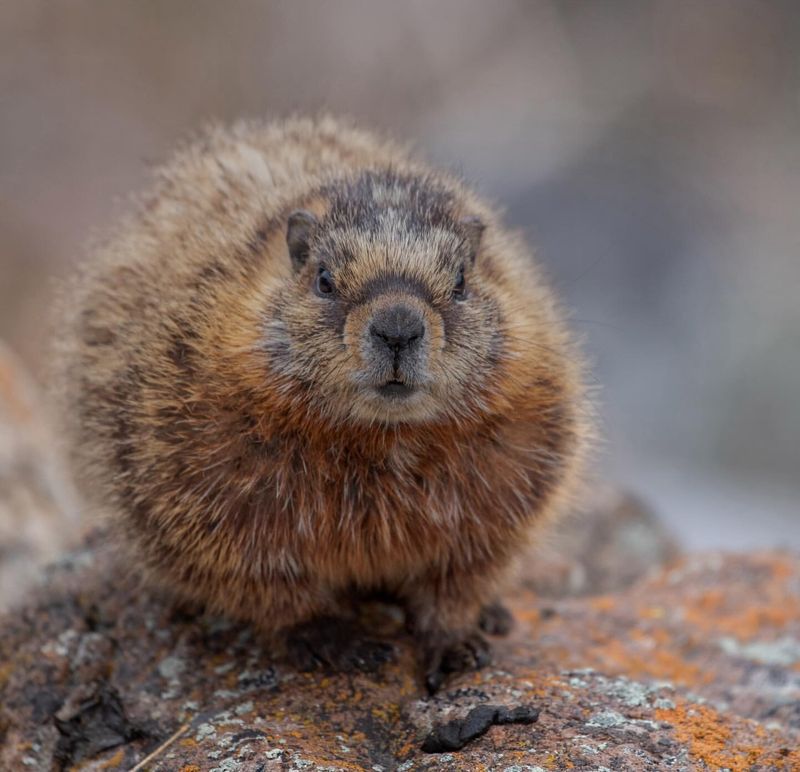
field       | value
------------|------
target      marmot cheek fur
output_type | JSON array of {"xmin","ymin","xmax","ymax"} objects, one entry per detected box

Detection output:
[{"xmin": 55, "ymin": 116, "xmax": 590, "ymax": 692}]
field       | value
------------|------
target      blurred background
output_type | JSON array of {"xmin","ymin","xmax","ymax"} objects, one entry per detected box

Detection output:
[{"xmin": 1, "ymin": 0, "xmax": 798, "ymax": 581}]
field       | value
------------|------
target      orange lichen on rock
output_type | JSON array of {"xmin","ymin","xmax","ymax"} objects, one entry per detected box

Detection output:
[
  {"xmin": 657, "ymin": 553, "xmax": 800, "ymax": 642},
  {"xmin": 684, "ymin": 590, "xmax": 800, "ymax": 641},
  {"xmin": 97, "ymin": 748, "xmax": 125, "ymax": 768},
  {"xmin": 585, "ymin": 626, "xmax": 708, "ymax": 687},
  {"xmin": 657, "ymin": 701, "xmax": 800, "ymax": 771},
  {"xmin": 589, "ymin": 595, "xmax": 617, "ymax": 612}
]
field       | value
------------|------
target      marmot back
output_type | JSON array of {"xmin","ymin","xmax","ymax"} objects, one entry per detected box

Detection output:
[{"xmin": 56, "ymin": 116, "xmax": 590, "ymax": 691}]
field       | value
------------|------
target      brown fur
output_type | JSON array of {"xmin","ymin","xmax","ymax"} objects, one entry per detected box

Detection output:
[{"xmin": 54, "ymin": 116, "xmax": 590, "ymax": 688}]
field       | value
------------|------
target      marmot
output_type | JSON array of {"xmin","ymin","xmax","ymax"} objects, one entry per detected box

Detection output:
[{"xmin": 56, "ymin": 116, "xmax": 589, "ymax": 691}]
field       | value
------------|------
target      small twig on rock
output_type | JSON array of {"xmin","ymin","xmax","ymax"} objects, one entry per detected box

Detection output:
[{"xmin": 130, "ymin": 722, "xmax": 189, "ymax": 771}]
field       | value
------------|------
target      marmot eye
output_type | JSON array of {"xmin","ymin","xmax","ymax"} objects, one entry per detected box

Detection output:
[
  {"xmin": 453, "ymin": 265, "xmax": 467, "ymax": 300},
  {"xmin": 315, "ymin": 267, "xmax": 335, "ymax": 297}
]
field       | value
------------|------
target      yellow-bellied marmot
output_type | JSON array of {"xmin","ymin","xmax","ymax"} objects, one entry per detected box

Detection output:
[{"xmin": 56, "ymin": 116, "xmax": 590, "ymax": 691}]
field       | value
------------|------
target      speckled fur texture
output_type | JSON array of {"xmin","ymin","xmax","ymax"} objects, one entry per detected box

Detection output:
[{"xmin": 54, "ymin": 116, "xmax": 591, "ymax": 690}]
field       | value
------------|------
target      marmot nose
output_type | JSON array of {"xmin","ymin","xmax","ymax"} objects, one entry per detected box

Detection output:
[{"xmin": 369, "ymin": 305, "xmax": 425, "ymax": 353}]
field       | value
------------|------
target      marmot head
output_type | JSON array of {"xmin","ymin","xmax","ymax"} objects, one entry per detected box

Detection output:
[{"xmin": 259, "ymin": 170, "xmax": 507, "ymax": 426}]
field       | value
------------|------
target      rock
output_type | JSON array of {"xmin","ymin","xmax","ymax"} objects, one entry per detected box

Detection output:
[
  {"xmin": 522, "ymin": 487, "xmax": 680, "ymax": 598},
  {"xmin": 0, "ymin": 340, "xmax": 81, "ymax": 612},
  {"xmin": 420, "ymin": 704, "xmax": 540, "ymax": 753},
  {"xmin": 1, "ymin": 504, "xmax": 798, "ymax": 770}
]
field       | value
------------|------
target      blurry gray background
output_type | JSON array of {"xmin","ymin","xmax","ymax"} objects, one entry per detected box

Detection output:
[{"xmin": 1, "ymin": 1, "xmax": 798, "ymax": 549}]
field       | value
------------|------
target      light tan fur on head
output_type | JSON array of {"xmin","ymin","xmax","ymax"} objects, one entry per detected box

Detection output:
[{"xmin": 54, "ymin": 115, "xmax": 591, "ymax": 689}]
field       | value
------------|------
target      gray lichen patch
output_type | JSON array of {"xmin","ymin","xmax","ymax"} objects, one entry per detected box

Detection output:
[
  {"xmin": 157, "ymin": 655, "xmax": 186, "ymax": 680},
  {"xmin": 586, "ymin": 710, "xmax": 628, "ymax": 728},
  {"xmin": 718, "ymin": 635, "xmax": 800, "ymax": 667}
]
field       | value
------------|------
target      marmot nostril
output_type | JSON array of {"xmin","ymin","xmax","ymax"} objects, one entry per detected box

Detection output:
[{"xmin": 369, "ymin": 305, "xmax": 425, "ymax": 352}]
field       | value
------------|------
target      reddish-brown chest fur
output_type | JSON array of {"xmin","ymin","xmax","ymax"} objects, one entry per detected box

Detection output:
[
  {"xmin": 254, "ymin": 423, "xmax": 529, "ymax": 586},
  {"xmin": 148, "ymin": 394, "xmax": 553, "ymax": 595}
]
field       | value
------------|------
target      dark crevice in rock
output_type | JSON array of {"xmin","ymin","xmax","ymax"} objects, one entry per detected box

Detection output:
[{"xmin": 52, "ymin": 682, "xmax": 148, "ymax": 770}]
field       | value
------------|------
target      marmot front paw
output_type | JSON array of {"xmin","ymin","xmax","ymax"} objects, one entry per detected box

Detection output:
[
  {"xmin": 423, "ymin": 631, "xmax": 491, "ymax": 694},
  {"xmin": 478, "ymin": 602, "xmax": 514, "ymax": 637},
  {"xmin": 284, "ymin": 616, "xmax": 395, "ymax": 675}
]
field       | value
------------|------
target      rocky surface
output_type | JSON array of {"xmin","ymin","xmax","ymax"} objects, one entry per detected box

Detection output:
[
  {"xmin": 0, "ymin": 340, "xmax": 81, "ymax": 612},
  {"xmin": 1, "ymin": 493, "xmax": 799, "ymax": 770},
  {"xmin": 520, "ymin": 487, "xmax": 680, "ymax": 599}
]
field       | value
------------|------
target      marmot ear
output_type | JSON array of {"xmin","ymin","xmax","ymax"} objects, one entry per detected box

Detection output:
[
  {"xmin": 286, "ymin": 210, "xmax": 319, "ymax": 270},
  {"xmin": 460, "ymin": 215, "xmax": 485, "ymax": 263}
]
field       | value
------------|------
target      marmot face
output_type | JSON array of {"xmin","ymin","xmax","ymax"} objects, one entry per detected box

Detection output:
[{"xmin": 261, "ymin": 171, "xmax": 502, "ymax": 426}]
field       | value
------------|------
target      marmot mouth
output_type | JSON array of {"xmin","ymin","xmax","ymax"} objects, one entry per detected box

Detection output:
[{"xmin": 376, "ymin": 380, "xmax": 415, "ymax": 399}]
